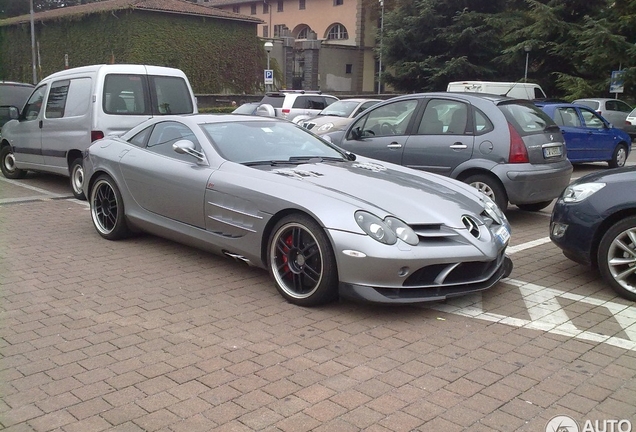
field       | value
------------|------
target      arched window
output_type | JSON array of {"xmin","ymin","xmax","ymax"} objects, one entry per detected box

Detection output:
[
  {"xmin": 297, "ymin": 26, "xmax": 311, "ymax": 39},
  {"xmin": 326, "ymin": 24, "xmax": 348, "ymax": 40}
]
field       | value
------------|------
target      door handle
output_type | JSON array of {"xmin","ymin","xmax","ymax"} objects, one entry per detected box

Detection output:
[
  {"xmin": 449, "ymin": 143, "xmax": 467, "ymax": 149},
  {"xmin": 39, "ymin": 120, "xmax": 43, "ymax": 129},
  {"xmin": 387, "ymin": 143, "xmax": 403, "ymax": 149}
]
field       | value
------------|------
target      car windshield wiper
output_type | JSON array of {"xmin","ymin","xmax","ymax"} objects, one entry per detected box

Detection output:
[
  {"xmin": 242, "ymin": 160, "xmax": 300, "ymax": 166},
  {"xmin": 243, "ymin": 156, "xmax": 347, "ymax": 167}
]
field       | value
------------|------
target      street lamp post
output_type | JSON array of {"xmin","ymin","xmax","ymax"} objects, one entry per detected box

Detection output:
[
  {"xmin": 378, "ymin": 0, "xmax": 384, "ymax": 95},
  {"xmin": 264, "ymin": 41, "xmax": 273, "ymax": 92},
  {"xmin": 524, "ymin": 45, "xmax": 531, "ymax": 83},
  {"xmin": 30, "ymin": 0, "xmax": 37, "ymax": 84}
]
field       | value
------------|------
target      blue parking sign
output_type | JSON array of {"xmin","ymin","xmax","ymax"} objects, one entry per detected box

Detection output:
[
  {"xmin": 264, "ymin": 69, "xmax": 273, "ymax": 85},
  {"xmin": 610, "ymin": 70, "xmax": 625, "ymax": 93}
]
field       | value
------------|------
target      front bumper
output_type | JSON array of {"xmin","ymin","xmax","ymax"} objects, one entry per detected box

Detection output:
[
  {"xmin": 494, "ymin": 160, "xmax": 573, "ymax": 205},
  {"xmin": 328, "ymin": 227, "xmax": 512, "ymax": 304},
  {"xmin": 549, "ymin": 199, "xmax": 602, "ymax": 267}
]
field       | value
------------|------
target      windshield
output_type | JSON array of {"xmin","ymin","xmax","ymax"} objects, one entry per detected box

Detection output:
[
  {"xmin": 318, "ymin": 100, "xmax": 361, "ymax": 117},
  {"xmin": 201, "ymin": 120, "xmax": 347, "ymax": 164}
]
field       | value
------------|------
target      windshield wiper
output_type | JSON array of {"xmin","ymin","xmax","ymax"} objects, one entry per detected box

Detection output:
[{"xmin": 242, "ymin": 160, "xmax": 299, "ymax": 167}]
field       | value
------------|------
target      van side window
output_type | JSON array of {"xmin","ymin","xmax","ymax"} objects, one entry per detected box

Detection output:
[
  {"xmin": 22, "ymin": 85, "xmax": 46, "ymax": 121},
  {"xmin": 151, "ymin": 76, "xmax": 194, "ymax": 115},
  {"xmin": 45, "ymin": 80, "xmax": 70, "ymax": 119},
  {"xmin": 64, "ymin": 78, "xmax": 92, "ymax": 117},
  {"xmin": 104, "ymin": 74, "xmax": 148, "ymax": 115}
]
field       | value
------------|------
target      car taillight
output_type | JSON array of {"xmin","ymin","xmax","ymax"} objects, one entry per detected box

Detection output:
[
  {"xmin": 508, "ymin": 123, "xmax": 529, "ymax": 163},
  {"xmin": 282, "ymin": 108, "xmax": 290, "ymax": 115},
  {"xmin": 91, "ymin": 131, "xmax": 104, "ymax": 142}
]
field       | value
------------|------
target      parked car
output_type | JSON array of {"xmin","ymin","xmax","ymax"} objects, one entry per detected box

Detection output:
[
  {"xmin": 83, "ymin": 114, "xmax": 513, "ymax": 306},
  {"xmin": 550, "ymin": 166, "xmax": 636, "ymax": 301},
  {"xmin": 0, "ymin": 81, "xmax": 34, "ymax": 134},
  {"xmin": 572, "ymin": 98, "xmax": 633, "ymax": 137},
  {"xmin": 625, "ymin": 107, "xmax": 636, "ymax": 139},
  {"xmin": 447, "ymin": 81, "xmax": 547, "ymax": 100},
  {"xmin": 257, "ymin": 90, "xmax": 338, "ymax": 122},
  {"xmin": 537, "ymin": 102, "xmax": 631, "ymax": 167},
  {"xmin": 0, "ymin": 64, "xmax": 197, "ymax": 199},
  {"xmin": 295, "ymin": 98, "xmax": 382, "ymax": 135},
  {"xmin": 325, "ymin": 92, "xmax": 573, "ymax": 212},
  {"xmin": 232, "ymin": 102, "xmax": 262, "ymax": 115}
]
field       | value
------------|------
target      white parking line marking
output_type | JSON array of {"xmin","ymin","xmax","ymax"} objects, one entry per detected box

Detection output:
[
  {"xmin": 507, "ymin": 237, "xmax": 552, "ymax": 254},
  {"xmin": 426, "ymin": 279, "xmax": 636, "ymax": 352},
  {"xmin": 0, "ymin": 176, "xmax": 65, "ymax": 196}
]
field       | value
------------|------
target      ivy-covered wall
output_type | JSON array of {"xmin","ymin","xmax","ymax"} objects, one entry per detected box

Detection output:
[{"xmin": 0, "ymin": 10, "xmax": 265, "ymax": 94}]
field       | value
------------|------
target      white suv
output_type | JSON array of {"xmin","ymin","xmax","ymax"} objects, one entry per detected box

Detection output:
[{"xmin": 256, "ymin": 91, "xmax": 338, "ymax": 122}]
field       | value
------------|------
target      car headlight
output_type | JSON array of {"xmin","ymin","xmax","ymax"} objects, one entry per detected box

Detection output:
[
  {"xmin": 562, "ymin": 182, "xmax": 606, "ymax": 203},
  {"xmin": 355, "ymin": 211, "xmax": 418, "ymax": 246},
  {"xmin": 481, "ymin": 194, "xmax": 506, "ymax": 225},
  {"xmin": 385, "ymin": 217, "xmax": 419, "ymax": 246},
  {"xmin": 316, "ymin": 122, "xmax": 334, "ymax": 132}
]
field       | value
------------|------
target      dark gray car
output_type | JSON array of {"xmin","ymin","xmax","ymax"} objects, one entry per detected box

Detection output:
[{"xmin": 327, "ymin": 92, "xmax": 573, "ymax": 212}]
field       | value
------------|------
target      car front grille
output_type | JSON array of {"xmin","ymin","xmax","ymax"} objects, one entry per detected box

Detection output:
[{"xmin": 402, "ymin": 249, "xmax": 504, "ymax": 288}]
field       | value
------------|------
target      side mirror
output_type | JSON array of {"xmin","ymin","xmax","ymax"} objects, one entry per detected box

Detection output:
[
  {"xmin": 350, "ymin": 127, "xmax": 362, "ymax": 140},
  {"xmin": 0, "ymin": 105, "xmax": 19, "ymax": 123},
  {"xmin": 173, "ymin": 139, "xmax": 205, "ymax": 162}
]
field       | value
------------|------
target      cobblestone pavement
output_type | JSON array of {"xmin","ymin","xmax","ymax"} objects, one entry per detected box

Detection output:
[{"xmin": 1, "ymin": 161, "xmax": 635, "ymax": 432}]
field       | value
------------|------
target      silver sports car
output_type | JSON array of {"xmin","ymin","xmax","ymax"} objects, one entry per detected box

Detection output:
[{"xmin": 83, "ymin": 114, "xmax": 513, "ymax": 306}]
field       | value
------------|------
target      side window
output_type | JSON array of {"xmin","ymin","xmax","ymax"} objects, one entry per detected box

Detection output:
[
  {"xmin": 128, "ymin": 126, "xmax": 153, "ymax": 148},
  {"xmin": 45, "ymin": 80, "xmax": 70, "ymax": 119},
  {"xmin": 615, "ymin": 101, "xmax": 632, "ymax": 113},
  {"xmin": 151, "ymin": 76, "xmax": 194, "ymax": 115},
  {"xmin": 418, "ymin": 100, "xmax": 469, "ymax": 135},
  {"xmin": 307, "ymin": 97, "xmax": 326, "ymax": 110},
  {"xmin": 104, "ymin": 74, "xmax": 148, "ymax": 115},
  {"xmin": 22, "ymin": 85, "xmax": 47, "ymax": 121},
  {"xmin": 355, "ymin": 99, "xmax": 418, "ymax": 137},
  {"xmin": 555, "ymin": 108, "xmax": 580, "ymax": 127},
  {"xmin": 581, "ymin": 110, "xmax": 604, "ymax": 128},
  {"xmin": 606, "ymin": 100, "xmax": 617, "ymax": 111},
  {"xmin": 63, "ymin": 78, "xmax": 92, "ymax": 117},
  {"xmin": 146, "ymin": 121, "xmax": 200, "ymax": 162},
  {"xmin": 324, "ymin": 97, "xmax": 338, "ymax": 107},
  {"xmin": 292, "ymin": 96, "xmax": 308, "ymax": 109},
  {"xmin": 474, "ymin": 108, "xmax": 493, "ymax": 135}
]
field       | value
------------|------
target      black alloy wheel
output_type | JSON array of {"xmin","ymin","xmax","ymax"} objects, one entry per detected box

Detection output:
[
  {"xmin": 90, "ymin": 174, "xmax": 130, "ymax": 240},
  {"xmin": 268, "ymin": 214, "xmax": 338, "ymax": 306}
]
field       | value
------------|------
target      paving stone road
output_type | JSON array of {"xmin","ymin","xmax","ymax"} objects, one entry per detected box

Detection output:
[{"xmin": 1, "ymin": 160, "xmax": 635, "ymax": 432}]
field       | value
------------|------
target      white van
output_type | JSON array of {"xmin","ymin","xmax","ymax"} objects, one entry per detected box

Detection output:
[
  {"xmin": 0, "ymin": 64, "xmax": 198, "ymax": 198},
  {"xmin": 446, "ymin": 81, "xmax": 547, "ymax": 100}
]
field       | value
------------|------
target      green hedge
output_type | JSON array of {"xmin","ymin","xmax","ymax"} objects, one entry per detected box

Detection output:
[{"xmin": 0, "ymin": 10, "xmax": 265, "ymax": 94}]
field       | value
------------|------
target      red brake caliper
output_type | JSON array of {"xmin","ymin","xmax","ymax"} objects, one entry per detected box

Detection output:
[{"xmin": 282, "ymin": 234, "xmax": 293, "ymax": 278}]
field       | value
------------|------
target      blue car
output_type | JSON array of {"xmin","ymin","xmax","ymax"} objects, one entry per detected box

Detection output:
[
  {"xmin": 537, "ymin": 102, "xmax": 631, "ymax": 168},
  {"xmin": 550, "ymin": 166, "xmax": 636, "ymax": 301}
]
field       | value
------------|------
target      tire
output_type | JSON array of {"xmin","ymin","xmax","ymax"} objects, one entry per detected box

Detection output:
[
  {"xmin": 0, "ymin": 145, "xmax": 27, "ymax": 179},
  {"xmin": 267, "ymin": 214, "xmax": 339, "ymax": 306},
  {"xmin": 608, "ymin": 143, "xmax": 627, "ymax": 168},
  {"xmin": 516, "ymin": 200, "xmax": 552, "ymax": 212},
  {"xmin": 69, "ymin": 157, "xmax": 86, "ymax": 200},
  {"xmin": 89, "ymin": 174, "xmax": 131, "ymax": 240},
  {"xmin": 464, "ymin": 174, "xmax": 508, "ymax": 212},
  {"xmin": 597, "ymin": 216, "xmax": 636, "ymax": 301}
]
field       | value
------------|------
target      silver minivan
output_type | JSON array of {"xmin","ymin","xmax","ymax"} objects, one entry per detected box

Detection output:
[{"xmin": 0, "ymin": 64, "xmax": 198, "ymax": 199}]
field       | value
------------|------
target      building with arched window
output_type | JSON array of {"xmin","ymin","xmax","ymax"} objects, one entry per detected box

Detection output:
[{"xmin": 198, "ymin": 0, "xmax": 381, "ymax": 93}]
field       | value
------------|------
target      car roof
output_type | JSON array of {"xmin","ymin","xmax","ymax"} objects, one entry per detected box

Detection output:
[{"xmin": 393, "ymin": 91, "xmax": 521, "ymax": 104}]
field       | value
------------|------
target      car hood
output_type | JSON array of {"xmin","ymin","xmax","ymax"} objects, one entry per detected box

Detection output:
[
  {"xmin": 573, "ymin": 165, "xmax": 636, "ymax": 186},
  {"xmin": 234, "ymin": 158, "xmax": 488, "ymax": 227}
]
